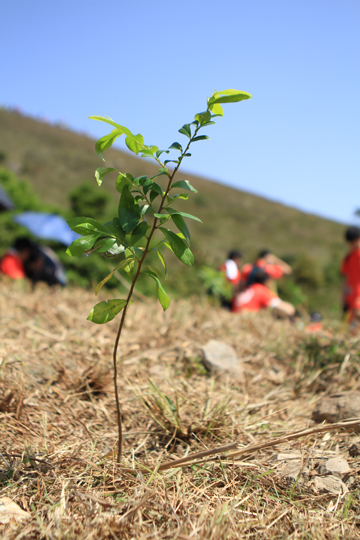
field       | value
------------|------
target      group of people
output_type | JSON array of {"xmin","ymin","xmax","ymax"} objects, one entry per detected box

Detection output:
[
  {"xmin": 221, "ymin": 226, "xmax": 360, "ymax": 327},
  {"xmin": 0, "ymin": 237, "xmax": 67, "ymax": 286},
  {"xmin": 221, "ymin": 248, "xmax": 295, "ymax": 318}
]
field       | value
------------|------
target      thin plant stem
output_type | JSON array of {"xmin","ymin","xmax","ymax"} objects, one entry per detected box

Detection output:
[{"xmin": 112, "ymin": 125, "xmax": 201, "ymax": 462}]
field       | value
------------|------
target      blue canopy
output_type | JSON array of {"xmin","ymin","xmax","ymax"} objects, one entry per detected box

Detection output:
[
  {"xmin": 13, "ymin": 212, "xmax": 80, "ymax": 246},
  {"xmin": 0, "ymin": 185, "xmax": 15, "ymax": 210}
]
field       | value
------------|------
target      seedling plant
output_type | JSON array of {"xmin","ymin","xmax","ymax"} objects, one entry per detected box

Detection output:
[{"xmin": 66, "ymin": 89, "xmax": 251, "ymax": 461}]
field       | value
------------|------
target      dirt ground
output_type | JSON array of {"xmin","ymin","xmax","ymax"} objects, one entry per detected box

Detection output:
[{"xmin": 1, "ymin": 280, "xmax": 360, "ymax": 539}]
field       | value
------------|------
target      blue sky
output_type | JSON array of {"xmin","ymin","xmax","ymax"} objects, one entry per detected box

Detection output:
[{"xmin": 2, "ymin": 0, "xmax": 359, "ymax": 223}]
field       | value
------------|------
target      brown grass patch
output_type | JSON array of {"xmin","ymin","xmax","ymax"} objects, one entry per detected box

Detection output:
[{"xmin": 1, "ymin": 280, "xmax": 360, "ymax": 538}]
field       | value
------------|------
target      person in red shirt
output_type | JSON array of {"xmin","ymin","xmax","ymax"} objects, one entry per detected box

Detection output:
[
  {"xmin": 242, "ymin": 249, "xmax": 292, "ymax": 286},
  {"xmin": 232, "ymin": 269, "xmax": 295, "ymax": 318},
  {"xmin": 341, "ymin": 227, "xmax": 360, "ymax": 323},
  {"xmin": 0, "ymin": 238, "xmax": 33, "ymax": 280}
]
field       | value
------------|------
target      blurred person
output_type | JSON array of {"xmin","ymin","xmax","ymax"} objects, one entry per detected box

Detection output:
[
  {"xmin": 341, "ymin": 226, "xmax": 360, "ymax": 326},
  {"xmin": 26, "ymin": 243, "xmax": 67, "ymax": 287},
  {"xmin": 220, "ymin": 249, "xmax": 243, "ymax": 287},
  {"xmin": 242, "ymin": 249, "xmax": 292, "ymax": 287},
  {"xmin": 232, "ymin": 269, "xmax": 295, "ymax": 319},
  {"xmin": 219, "ymin": 249, "xmax": 243, "ymax": 309},
  {"xmin": 0, "ymin": 237, "xmax": 33, "ymax": 280}
]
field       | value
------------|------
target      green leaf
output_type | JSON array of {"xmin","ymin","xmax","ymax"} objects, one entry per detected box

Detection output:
[
  {"xmin": 194, "ymin": 110, "xmax": 211, "ymax": 125},
  {"xmin": 125, "ymin": 133, "xmax": 144, "ymax": 155},
  {"xmin": 66, "ymin": 234, "xmax": 101, "ymax": 256},
  {"xmin": 208, "ymin": 89, "xmax": 252, "ymax": 105},
  {"xmin": 166, "ymin": 208, "xmax": 202, "ymax": 222},
  {"xmin": 94, "ymin": 237, "xmax": 118, "ymax": 253},
  {"xmin": 164, "ymin": 160, "xmax": 179, "ymax": 165},
  {"xmin": 111, "ymin": 218, "xmax": 127, "ymax": 243},
  {"xmin": 171, "ymin": 214, "xmax": 190, "ymax": 244},
  {"xmin": 118, "ymin": 184, "xmax": 141, "ymax": 233},
  {"xmin": 166, "ymin": 193, "xmax": 189, "ymax": 205},
  {"xmin": 155, "ymin": 249, "xmax": 168, "ymax": 280},
  {"xmin": 123, "ymin": 258, "xmax": 135, "ymax": 276},
  {"xmin": 89, "ymin": 116, "xmax": 134, "ymax": 138},
  {"xmin": 159, "ymin": 228, "xmax": 194, "ymax": 266},
  {"xmin": 178, "ymin": 124, "xmax": 191, "ymax": 138},
  {"xmin": 146, "ymin": 265, "xmax": 161, "ymax": 278},
  {"xmin": 95, "ymin": 129, "xmax": 123, "ymax": 161},
  {"xmin": 140, "ymin": 204, "xmax": 152, "ymax": 216},
  {"xmin": 142, "ymin": 178, "xmax": 153, "ymax": 195},
  {"xmin": 151, "ymin": 182, "xmax": 163, "ymax": 195},
  {"xmin": 192, "ymin": 135, "xmax": 209, "ymax": 142},
  {"xmin": 155, "ymin": 150, "xmax": 170, "ymax": 158},
  {"xmin": 208, "ymin": 103, "xmax": 223, "ymax": 116},
  {"xmin": 154, "ymin": 213, "xmax": 170, "ymax": 224},
  {"xmin": 150, "ymin": 190, "xmax": 160, "ymax": 204},
  {"xmin": 150, "ymin": 181, "xmax": 163, "ymax": 203},
  {"xmin": 169, "ymin": 142, "xmax": 183, "ymax": 153},
  {"xmin": 95, "ymin": 167, "xmax": 116, "ymax": 186},
  {"xmin": 87, "ymin": 299, "xmax": 127, "ymax": 324},
  {"xmin": 142, "ymin": 270, "xmax": 171, "ymax": 311},
  {"xmin": 116, "ymin": 173, "xmax": 133, "ymax": 194},
  {"xmin": 95, "ymin": 259, "xmax": 133, "ymax": 295},
  {"xmin": 171, "ymin": 180, "xmax": 197, "ymax": 193},
  {"xmin": 67, "ymin": 217, "xmax": 114, "ymax": 237},
  {"xmin": 129, "ymin": 221, "xmax": 148, "ymax": 246}
]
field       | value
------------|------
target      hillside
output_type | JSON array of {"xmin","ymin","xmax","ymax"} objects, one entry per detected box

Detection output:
[{"xmin": 0, "ymin": 109, "xmax": 346, "ymax": 312}]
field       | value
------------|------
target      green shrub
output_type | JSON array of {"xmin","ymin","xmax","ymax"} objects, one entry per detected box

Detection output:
[
  {"xmin": 292, "ymin": 253, "xmax": 323, "ymax": 289},
  {"xmin": 69, "ymin": 181, "xmax": 112, "ymax": 220}
]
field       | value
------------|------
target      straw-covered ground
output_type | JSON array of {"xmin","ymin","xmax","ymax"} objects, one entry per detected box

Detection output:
[{"xmin": 1, "ymin": 280, "xmax": 360, "ymax": 539}]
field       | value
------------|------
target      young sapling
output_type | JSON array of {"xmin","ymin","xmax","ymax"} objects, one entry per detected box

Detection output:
[{"xmin": 66, "ymin": 89, "xmax": 251, "ymax": 461}]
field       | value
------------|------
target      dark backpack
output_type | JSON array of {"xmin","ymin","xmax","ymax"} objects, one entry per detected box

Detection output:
[{"xmin": 246, "ymin": 265, "xmax": 264, "ymax": 287}]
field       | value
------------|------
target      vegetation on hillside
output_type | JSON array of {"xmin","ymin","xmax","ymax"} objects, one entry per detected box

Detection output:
[{"xmin": 0, "ymin": 109, "xmax": 348, "ymax": 315}]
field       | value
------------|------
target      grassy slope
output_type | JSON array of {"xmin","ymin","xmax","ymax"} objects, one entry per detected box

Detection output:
[{"xmin": 0, "ymin": 110, "xmax": 346, "ymax": 310}]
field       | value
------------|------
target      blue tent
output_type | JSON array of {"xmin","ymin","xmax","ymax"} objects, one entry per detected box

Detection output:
[
  {"xmin": 0, "ymin": 185, "xmax": 15, "ymax": 211},
  {"xmin": 13, "ymin": 212, "xmax": 80, "ymax": 246}
]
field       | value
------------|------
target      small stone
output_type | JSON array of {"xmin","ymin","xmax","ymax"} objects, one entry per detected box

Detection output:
[
  {"xmin": 325, "ymin": 457, "xmax": 351, "ymax": 476},
  {"xmin": 312, "ymin": 392, "xmax": 360, "ymax": 426},
  {"xmin": 313, "ymin": 476, "xmax": 348, "ymax": 495},
  {"xmin": 201, "ymin": 340, "xmax": 244, "ymax": 381},
  {"xmin": 279, "ymin": 460, "xmax": 309, "ymax": 482}
]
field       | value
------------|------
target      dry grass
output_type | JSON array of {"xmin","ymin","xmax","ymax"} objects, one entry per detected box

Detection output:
[{"xmin": 1, "ymin": 280, "xmax": 360, "ymax": 539}]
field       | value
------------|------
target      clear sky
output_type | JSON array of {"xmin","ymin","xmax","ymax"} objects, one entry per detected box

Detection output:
[{"xmin": 2, "ymin": 0, "xmax": 359, "ymax": 223}]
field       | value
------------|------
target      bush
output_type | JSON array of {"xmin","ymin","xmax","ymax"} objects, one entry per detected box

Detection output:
[
  {"xmin": 292, "ymin": 253, "xmax": 323, "ymax": 289},
  {"xmin": 69, "ymin": 181, "xmax": 112, "ymax": 220}
]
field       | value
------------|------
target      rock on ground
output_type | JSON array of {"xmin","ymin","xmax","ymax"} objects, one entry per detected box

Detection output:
[
  {"xmin": 312, "ymin": 476, "xmax": 348, "ymax": 495},
  {"xmin": 324, "ymin": 457, "xmax": 351, "ymax": 476},
  {"xmin": 201, "ymin": 340, "xmax": 244, "ymax": 381},
  {"xmin": 312, "ymin": 392, "xmax": 360, "ymax": 425}
]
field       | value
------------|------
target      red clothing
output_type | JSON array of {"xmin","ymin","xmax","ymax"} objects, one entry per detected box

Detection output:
[
  {"xmin": 242, "ymin": 259, "xmax": 283, "ymax": 282},
  {"xmin": 0, "ymin": 250, "xmax": 26, "ymax": 279},
  {"xmin": 341, "ymin": 248, "xmax": 360, "ymax": 312},
  {"xmin": 232, "ymin": 283, "xmax": 279, "ymax": 312}
]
